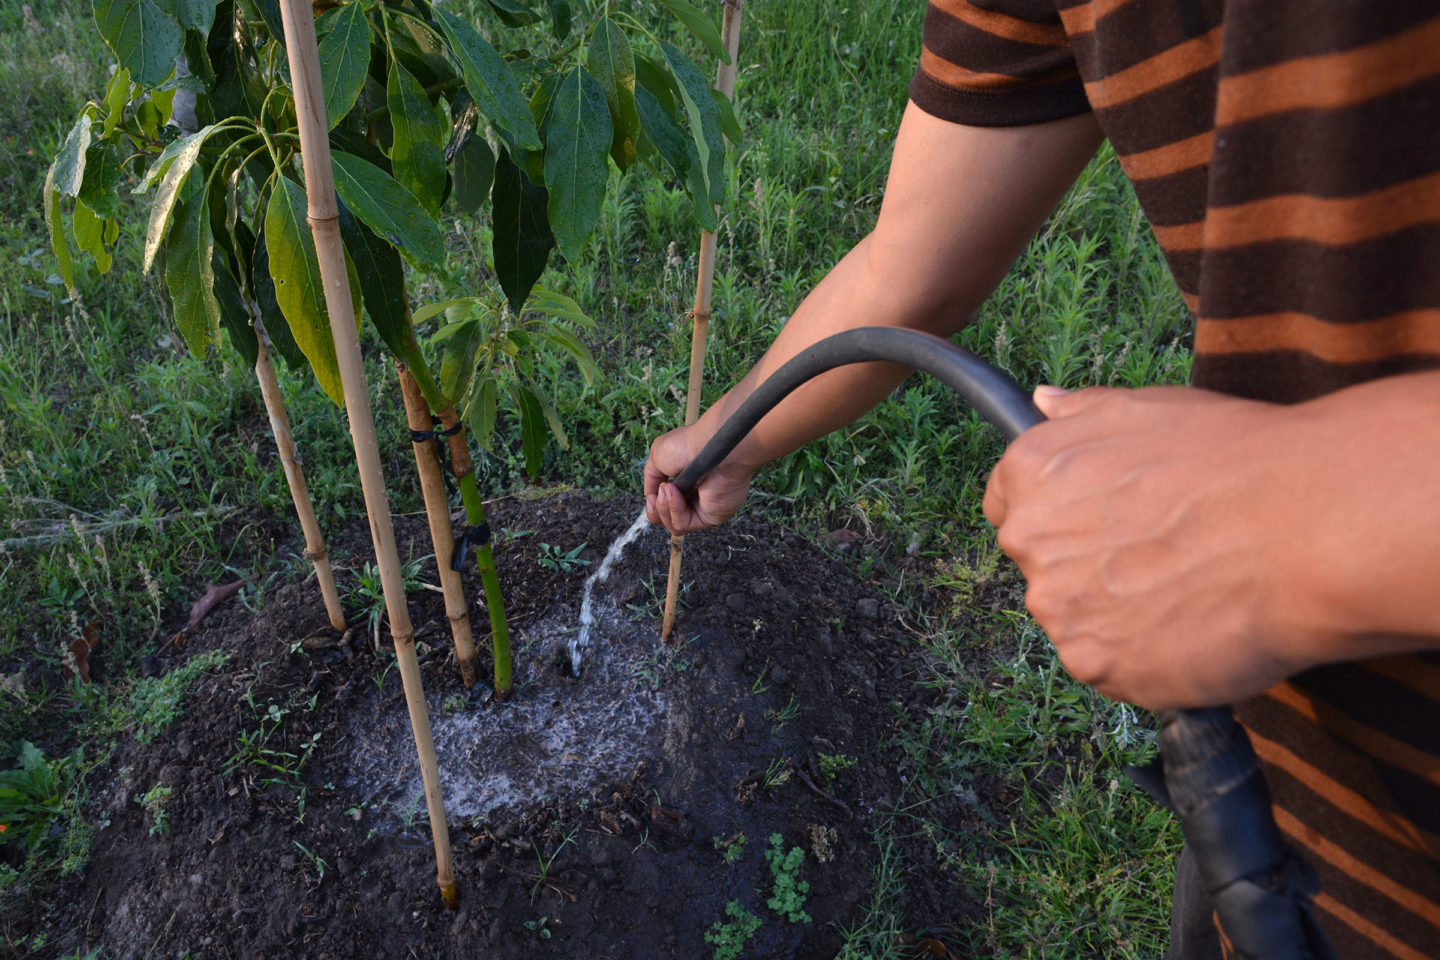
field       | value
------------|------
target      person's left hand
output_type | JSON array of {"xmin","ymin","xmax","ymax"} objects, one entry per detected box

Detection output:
[{"xmin": 982, "ymin": 384, "xmax": 1316, "ymax": 711}]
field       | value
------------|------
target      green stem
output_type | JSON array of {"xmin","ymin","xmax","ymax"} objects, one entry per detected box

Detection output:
[{"xmin": 402, "ymin": 346, "xmax": 514, "ymax": 700}]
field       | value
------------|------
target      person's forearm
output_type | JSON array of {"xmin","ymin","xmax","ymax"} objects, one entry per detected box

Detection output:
[
  {"xmin": 700, "ymin": 105, "xmax": 1103, "ymax": 472},
  {"xmin": 1270, "ymin": 369, "xmax": 1440, "ymax": 661}
]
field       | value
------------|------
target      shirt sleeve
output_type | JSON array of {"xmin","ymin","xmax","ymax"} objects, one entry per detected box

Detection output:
[{"xmin": 909, "ymin": 0, "xmax": 1091, "ymax": 127}]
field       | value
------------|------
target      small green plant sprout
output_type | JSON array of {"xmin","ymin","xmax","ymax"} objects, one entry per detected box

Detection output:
[
  {"xmin": 712, "ymin": 831, "xmax": 746, "ymax": 865},
  {"xmin": 530, "ymin": 827, "xmax": 579, "ymax": 903},
  {"xmin": 523, "ymin": 916, "xmax": 553, "ymax": 940},
  {"xmin": 765, "ymin": 694, "xmax": 799, "ymax": 731},
  {"xmin": 293, "ymin": 840, "xmax": 328, "ymax": 881},
  {"xmin": 817, "ymin": 753, "xmax": 857, "ymax": 782},
  {"xmin": 136, "ymin": 783, "xmax": 173, "ymax": 836},
  {"xmin": 705, "ymin": 900, "xmax": 762, "ymax": 960},
  {"xmin": 442, "ymin": 692, "xmax": 468, "ymax": 713},
  {"xmin": 765, "ymin": 833, "xmax": 811, "ymax": 924},
  {"xmin": 537, "ymin": 542, "xmax": 591, "ymax": 573},
  {"xmin": 760, "ymin": 756, "xmax": 791, "ymax": 791}
]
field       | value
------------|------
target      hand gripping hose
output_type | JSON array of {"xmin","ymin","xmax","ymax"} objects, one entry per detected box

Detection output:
[{"xmin": 671, "ymin": 327, "xmax": 1337, "ymax": 960}]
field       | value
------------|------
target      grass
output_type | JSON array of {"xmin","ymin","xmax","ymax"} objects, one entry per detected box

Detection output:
[{"xmin": 1, "ymin": 0, "xmax": 1189, "ymax": 955}]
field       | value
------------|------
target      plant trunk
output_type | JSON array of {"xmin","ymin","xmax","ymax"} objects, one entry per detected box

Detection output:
[
  {"xmin": 402, "ymin": 352, "xmax": 513, "ymax": 700},
  {"xmin": 397, "ymin": 362, "xmax": 479, "ymax": 688},
  {"xmin": 276, "ymin": 0, "xmax": 456, "ymax": 908},
  {"xmin": 252, "ymin": 316, "xmax": 347, "ymax": 632},
  {"xmin": 664, "ymin": 0, "xmax": 745, "ymax": 642}
]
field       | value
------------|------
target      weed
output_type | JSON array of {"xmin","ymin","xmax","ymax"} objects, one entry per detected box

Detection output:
[
  {"xmin": 705, "ymin": 900, "xmax": 762, "ymax": 960},
  {"xmin": 128, "ymin": 650, "xmax": 229, "ymax": 745},
  {"xmin": 530, "ymin": 827, "xmax": 578, "ymax": 902},
  {"xmin": 765, "ymin": 834, "xmax": 811, "ymax": 924},
  {"xmin": 136, "ymin": 783, "xmax": 172, "ymax": 836},
  {"xmin": 817, "ymin": 753, "xmax": 857, "ymax": 781},
  {"xmin": 225, "ymin": 701, "xmax": 322, "ymax": 788},
  {"xmin": 760, "ymin": 756, "xmax": 792, "ymax": 791},
  {"xmin": 292, "ymin": 840, "xmax": 327, "ymax": 881},
  {"xmin": 523, "ymin": 916, "xmax": 553, "ymax": 940},
  {"xmin": 765, "ymin": 695, "xmax": 800, "ymax": 732},
  {"xmin": 0, "ymin": 742, "xmax": 75, "ymax": 855},
  {"xmin": 537, "ymin": 542, "xmax": 591, "ymax": 573},
  {"xmin": 712, "ymin": 831, "xmax": 746, "ymax": 865}
]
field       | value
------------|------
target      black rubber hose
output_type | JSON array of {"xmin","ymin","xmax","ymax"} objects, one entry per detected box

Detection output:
[{"xmin": 671, "ymin": 326, "xmax": 1336, "ymax": 960}]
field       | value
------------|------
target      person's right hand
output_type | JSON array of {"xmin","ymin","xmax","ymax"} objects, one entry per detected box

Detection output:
[{"xmin": 643, "ymin": 420, "xmax": 755, "ymax": 535}]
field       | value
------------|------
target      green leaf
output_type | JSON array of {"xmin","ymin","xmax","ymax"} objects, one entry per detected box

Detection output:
[
  {"xmin": 659, "ymin": 41, "xmax": 726, "ymax": 207},
  {"xmin": 212, "ymin": 248, "xmax": 259, "ymax": 367},
  {"xmin": 471, "ymin": 377, "xmax": 498, "ymax": 450},
  {"xmin": 136, "ymin": 131, "xmax": 193, "ymax": 193},
  {"xmin": 491, "ymin": 149, "xmax": 554, "ymax": 313},
  {"xmin": 537, "ymin": 325, "xmax": 599, "ymax": 386},
  {"xmin": 526, "ymin": 286, "xmax": 591, "ymax": 325},
  {"xmin": 102, "ymin": 68, "xmax": 131, "ymax": 139},
  {"xmin": 586, "ymin": 17, "xmax": 639, "ymax": 169},
  {"xmin": 453, "ymin": 135, "xmax": 495, "ymax": 216},
  {"xmin": 52, "ymin": 114, "xmax": 93, "ymax": 198},
  {"xmin": 531, "ymin": 381, "xmax": 569, "ymax": 449},
  {"xmin": 434, "ymin": 8, "xmax": 541, "ymax": 151},
  {"xmin": 241, "ymin": 0, "xmax": 285, "ymax": 46},
  {"xmin": 43, "ymin": 170, "xmax": 76, "ymax": 292},
  {"xmin": 176, "ymin": 0, "xmax": 216, "ymax": 32},
  {"xmin": 265, "ymin": 178, "xmax": 346, "ymax": 405},
  {"xmin": 387, "ymin": 59, "xmax": 447, "ymax": 217},
  {"xmin": 414, "ymin": 296, "xmax": 482, "ymax": 327},
  {"xmin": 251, "ymin": 220, "xmax": 308, "ymax": 370},
  {"xmin": 634, "ymin": 86, "xmax": 715, "ymax": 232},
  {"xmin": 712, "ymin": 88, "xmax": 742, "ymax": 145},
  {"xmin": 546, "ymin": 0, "xmax": 571, "ymax": 41},
  {"xmin": 317, "ymin": 0, "xmax": 370, "ymax": 129},
  {"xmin": 330, "ymin": 151, "xmax": 445, "ymax": 271},
  {"xmin": 165, "ymin": 169, "xmax": 221, "ymax": 355},
  {"xmin": 72, "ymin": 201, "xmax": 115, "ymax": 275},
  {"xmin": 656, "ymin": 0, "xmax": 729, "ymax": 65},
  {"xmin": 93, "ymin": 0, "xmax": 184, "ymax": 87},
  {"xmin": 78, "ymin": 141, "xmax": 127, "ymax": 220},
  {"xmin": 439, "ymin": 311, "xmax": 480, "ymax": 404},
  {"xmin": 544, "ymin": 67, "xmax": 612, "ymax": 263},
  {"xmin": 509, "ymin": 381, "xmax": 547, "ymax": 478},
  {"xmin": 337, "ymin": 201, "xmax": 413, "ymax": 358},
  {"xmin": 634, "ymin": 53, "xmax": 677, "ymax": 114},
  {"xmin": 485, "ymin": 0, "xmax": 534, "ymax": 27},
  {"xmin": 142, "ymin": 125, "xmax": 214, "ymax": 272}
]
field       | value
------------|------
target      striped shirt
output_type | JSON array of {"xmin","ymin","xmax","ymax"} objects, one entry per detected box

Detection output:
[{"xmin": 910, "ymin": 2, "xmax": 1440, "ymax": 958}]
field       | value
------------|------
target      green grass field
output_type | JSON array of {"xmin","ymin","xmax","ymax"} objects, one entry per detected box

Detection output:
[{"xmin": 1, "ymin": 1, "xmax": 1190, "ymax": 956}]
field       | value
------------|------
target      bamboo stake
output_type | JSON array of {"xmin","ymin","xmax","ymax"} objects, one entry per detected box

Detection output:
[
  {"xmin": 663, "ymin": 0, "xmax": 744, "ymax": 642},
  {"xmin": 252, "ymin": 316, "xmax": 347, "ymax": 632},
  {"xmin": 398, "ymin": 362, "xmax": 479, "ymax": 688},
  {"xmin": 276, "ymin": 0, "xmax": 456, "ymax": 908}
]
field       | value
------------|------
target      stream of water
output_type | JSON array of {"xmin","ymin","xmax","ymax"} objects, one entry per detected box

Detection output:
[{"xmin": 570, "ymin": 510, "xmax": 651, "ymax": 675}]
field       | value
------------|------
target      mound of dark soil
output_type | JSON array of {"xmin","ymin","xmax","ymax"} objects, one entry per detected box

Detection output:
[{"xmin": 50, "ymin": 492, "xmax": 982, "ymax": 959}]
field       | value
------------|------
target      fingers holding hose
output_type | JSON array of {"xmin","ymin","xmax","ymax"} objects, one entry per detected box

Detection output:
[{"xmin": 644, "ymin": 425, "xmax": 754, "ymax": 535}]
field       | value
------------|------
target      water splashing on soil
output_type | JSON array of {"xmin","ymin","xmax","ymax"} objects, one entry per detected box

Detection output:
[{"xmin": 570, "ymin": 510, "xmax": 651, "ymax": 676}]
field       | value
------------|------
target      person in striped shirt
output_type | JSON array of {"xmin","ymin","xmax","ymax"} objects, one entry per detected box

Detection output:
[{"xmin": 645, "ymin": 2, "xmax": 1440, "ymax": 957}]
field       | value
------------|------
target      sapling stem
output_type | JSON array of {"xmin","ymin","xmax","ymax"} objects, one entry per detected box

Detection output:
[
  {"xmin": 663, "ymin": 0, "xmax": 745, "ymax": 642},
  {"xmin": 253, "ymin": 316, "xmax": 347, "ymax": 632},
  {"xmin": 397, "ymin": 362, "xmax": 479, "ymax": 688},
  {"xmin": 276, "ymin": 0, "xmax": 456, "ymax": 908},
  {"xmin": 402, "ymin": 351, "xmax": 514, "ymax": 701}
]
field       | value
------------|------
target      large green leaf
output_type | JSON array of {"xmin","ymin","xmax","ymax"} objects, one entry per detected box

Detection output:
[
  {"xmin": 491, "ymin": 148, "xmax": 553, "ymax": 313},
  {"xmin": 52, "ymin": 115, "xmax": 94, "ymax": 198},
  {"xmin": 470, "ymin": 376, "xmax": 499, "ymax": 450},
  {"xmin": 211, "ymin": 248, "xmax": 259, "ymax": 367},
  {"xmin": 508, "ymin": 380, "xmax": 547, "ymax": 478},
  {"xmin": 439, "ymin": 311, "xmax": 480, "ymax": 405},
  {"xmin": 544, "ymin": 66, "xmax": 612, "ymax": 264},
  {"xmin": 93, "ymin": 0, "xmax": 184, "ymax": 87},
  {"xmin": 634, "ymin": 86, "xmax": 715, "ymax": 232},
  {"xmin": 43, "ymin": 169, "xmax": 75, "ymax": 291},
  {"xmin": 659, "ymin": 41, "xmax": 726, "ymax": 207},
  {"xmin": 317, "ymin": 0, "xmax": 370, "ymax": 129},
  {"xmin": 453, "ymin": 135, "xmax": 495, "ymax": 215},
  {"xmin": 265, "ymin": 178, "xmax": 346, "ymax": 405},
  {"xmin": 546, "ymin": 0, "xmax": 571, "ymax": 41},
  {"xmin": 176, "ymin": 0, "xmax": 216, "ymax": 32},
  {"xmin": 251, "ymin": 222, "xmax": 307, "ymax": 369},
  {"xmin": 586, "ymin": 17, "xmax": 639, "ymax": 169},
  {"xmin": 387, "ymin": 59, "xmax": 447, "ymax": 217},
  {"xmin": 78, "ymin": 141, "xmax": 127, "ymax": 220},
  {"xmin": 165, "ymin": 169, "xmax": 221, "ymax": 355},
  {"xmin": 72, "ymin": 202, "xmax": 115, "ymax": 275},
  {"xmin": 330, "ymin": 151, "xmax": 445, "ymax": 271},
  {"xmin": 656, "ymin": 0, "xmax": 728, "ymax": 65},
  {"xmin": 101, "ymin": 68, "xmax": 131, "ymax": 139},
  {"xmin": 712, "ymin": 88, "xmax": 743, "ymax": 144},
  {"xmin": 433, "ymin": 8, "xmax": 540, "ymax": 151},
  {"xmin": 142, "ymin": 125, "xmax": 214, "ymax": 272},
  {"xmin": 485, "ymin": 0, "xmax": 533, "ymax": 28},
  {"xmin": 337, "ymin": 202, "xmax": 413, "ymax": 358},
  {"xmin": 241, "ymin": 0, "xmax": 285, "ymax": 46}
]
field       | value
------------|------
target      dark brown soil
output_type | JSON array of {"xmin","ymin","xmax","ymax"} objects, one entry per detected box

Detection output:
[{"xmin": 44, "ymin": 492, "xmax": 984, "ymax": 959}]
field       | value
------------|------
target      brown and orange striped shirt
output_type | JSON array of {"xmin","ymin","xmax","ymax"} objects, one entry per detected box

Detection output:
[{"xmin": 911, "ymin": 2, "xmax": 1440, "ymax": 958}]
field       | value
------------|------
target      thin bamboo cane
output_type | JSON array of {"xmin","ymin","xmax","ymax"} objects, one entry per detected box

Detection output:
[
  {"xmin": 663, "ymin": 0, "xmax": 744, "ymax": 643},
  {"xmin": 276, "ymin": 0, "xmax": 457, "ymax": 908},
  {"xmin": 398, "ymin": 362, "xmax": 479, "ymax": 688},
  {"xmin": 252, "ymin": 315, "xmax": 347, "ymax": 632}
]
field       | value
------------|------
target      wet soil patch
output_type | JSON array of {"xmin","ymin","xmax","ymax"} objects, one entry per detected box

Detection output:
[{"xmin": 50, "ymin": 492, "xmax": 982, "ymax": 959}]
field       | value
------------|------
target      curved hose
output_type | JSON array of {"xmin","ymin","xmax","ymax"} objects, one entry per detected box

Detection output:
[{"xmin": 673, "ymin": 326, "xmax": 1336, "ymax": 960}]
